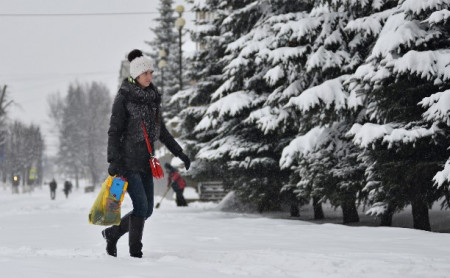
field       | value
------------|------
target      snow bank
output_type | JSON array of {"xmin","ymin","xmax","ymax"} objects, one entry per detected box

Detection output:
[
  {"xmin": 216, "ymin": 191, "xmax": 257, "ymax": 212},
  {"xmin": 2, "ymin": 187, "xmax": 450, "ymax": 277}
]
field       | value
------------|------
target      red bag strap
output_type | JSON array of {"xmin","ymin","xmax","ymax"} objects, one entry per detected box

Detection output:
[{"xmin": 140, "ymin": 121, "xmax": 153, "ymax": 155}]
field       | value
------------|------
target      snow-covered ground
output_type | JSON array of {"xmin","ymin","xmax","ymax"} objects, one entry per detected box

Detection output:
[{"xmin": 1, "ymin": 185, "xmax": 450, "ymax": 278}]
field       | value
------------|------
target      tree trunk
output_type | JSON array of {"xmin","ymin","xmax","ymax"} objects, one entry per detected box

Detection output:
[
  {"xmin": 341, "ymin": 197, "xmax": 359, "ymax": 224},
  {"xmin": 290, "ymin": 203, "xmax": 300, "ymax": 217},
  {"xmin": 90, "ymin": 167, "xmax": 98, "ymax": 187},
  {"xmin": 257, "ymin": 202, "xmax": 264, "ymax": 213},
  {"xmin": 313, "ymin": 197, "xmax": 324, "ymax": 220},
  {"xmin": 380, "ymin": 211, "xmax": 393, "ymax": 226},
  {"xmin": 23, "ymin": 168, "xmax": 27, "ymax": 186},
  {"xmin": 380, "ymin": 204, "xmax": 394, "ymax": 226},
  {"xmin": 75, "ymin": 168, "xmax": 79, "ymax": 189},
  {"xmin": 411, "ymin": 198, "xmax": 431, "ymax": 231}
]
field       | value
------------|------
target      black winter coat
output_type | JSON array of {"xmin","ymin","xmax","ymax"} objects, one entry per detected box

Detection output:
[{"xmin": 107, "ymin": 78, "xmax": 183, "ymax": 173}]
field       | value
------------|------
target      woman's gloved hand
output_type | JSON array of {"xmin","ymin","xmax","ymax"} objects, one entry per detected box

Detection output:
[
  {"xmin": 108, "ymin": 163, "xmax": 124, "ymax": 177},
  {"xmin": 178, "ymin": 153, "xmax": 191, "ymax": 170}
]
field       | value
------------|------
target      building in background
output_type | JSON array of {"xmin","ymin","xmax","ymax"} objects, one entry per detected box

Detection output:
[{"xmin": 118, "ymin": 56, "xmax": 130, "ymax": 89}]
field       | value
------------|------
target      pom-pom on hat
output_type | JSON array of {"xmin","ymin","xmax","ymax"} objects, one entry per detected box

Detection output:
[{"xmin": 128, "ymin": 49, "xmax": 154, "ymax": 79}]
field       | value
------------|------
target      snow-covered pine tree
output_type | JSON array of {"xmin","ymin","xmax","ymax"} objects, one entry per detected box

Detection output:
[
  {"xmin": 193, "ymin": 0, "xmax": 313, "ymax": 211},
  {"xmin": 346, "ymin": 0, "xmax": 450, "ymax": 230},
  {"xmin": 420, "ymin": 1, "xmax": 450, "ymax": 201},
  {"xmin": 191, "ymin": 0, "xmax": 274, "ymax": 211},
  {"xmin": 276, "ymin": 0, "xmax": 397, "ymax": 223},
  {"xmin": 147, "ymin": 0, "xmax": 181, "ymax": 119},
  {"xmin": 218, "ymin": 2, "xmax": 314, "ymax": 215},
  {"xmin": 174, "ymin": 0, "xmax": 230, "ymax": 181}
]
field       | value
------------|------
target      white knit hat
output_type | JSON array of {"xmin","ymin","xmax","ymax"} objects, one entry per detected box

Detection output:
[{"xmin": 130, "ymin": 56, "xmax": 154, "ymax": 79}]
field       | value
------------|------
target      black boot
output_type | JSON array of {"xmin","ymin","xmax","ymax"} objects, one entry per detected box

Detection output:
[
  {"xmin": 129, "ymin": 214, "xmax": 145, "ymax": 258},
  {"xmin": 102, "ymin": 212, "xmax": 131, "ymax": 257}
]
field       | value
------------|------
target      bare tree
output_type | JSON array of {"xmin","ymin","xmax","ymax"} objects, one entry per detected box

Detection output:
[
  {"xmin": 0, "ymin": 85, "xmax": 13, "ymax": 182},
  {"xmin": 48, "ymin": 82, "xmax": 111, "ymax": 187}
]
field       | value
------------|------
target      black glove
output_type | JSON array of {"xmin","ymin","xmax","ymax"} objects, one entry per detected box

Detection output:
[
  {"xmin": 178, "ymin": 153, "xmax": 191, "ymax": 170},
  {"xmin": 108, "ymin": 163, "xmax": 123, "ymax": 177}
]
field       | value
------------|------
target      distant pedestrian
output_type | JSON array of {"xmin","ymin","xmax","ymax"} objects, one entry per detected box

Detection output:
[
  {"xmin": 164, "ymin": 163, "xmax": 188, "ymax": 207},
  {"xmin": 63, "ymin": 180, "xmax": 72, "ymax": 198},
  {"xmin": 49, "ymin": 179, "xmax": 57, "ymax": 200}
]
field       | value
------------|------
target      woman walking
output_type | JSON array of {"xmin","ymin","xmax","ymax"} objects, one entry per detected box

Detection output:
[{"xmin": 102, "ymin": 49, "xmax": 190, "ymax": 258}]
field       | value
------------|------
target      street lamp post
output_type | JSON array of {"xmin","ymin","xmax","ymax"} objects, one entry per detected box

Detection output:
[
  {"xmin": 175, "ymin": 5, "xmax": 185, "ymax": 90},
  {"xmin": 158, "ymin": 49, "xmax": 167, "ymax": 95}
]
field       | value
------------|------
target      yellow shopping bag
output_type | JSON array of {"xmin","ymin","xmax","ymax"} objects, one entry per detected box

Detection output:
[{"xmin": 88, "ymin": 175, "xmax": 128, "ymax": 226}]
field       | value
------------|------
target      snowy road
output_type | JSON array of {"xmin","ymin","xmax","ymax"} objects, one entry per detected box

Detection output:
[{"xmin": 1, "ymin": 186, "xmax": 450, "ymax": 278}]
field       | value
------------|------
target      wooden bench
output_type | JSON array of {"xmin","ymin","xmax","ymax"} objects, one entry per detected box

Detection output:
[{"xmin": 197, "ymin": 181, "xmax": 227, "ymax": 202}]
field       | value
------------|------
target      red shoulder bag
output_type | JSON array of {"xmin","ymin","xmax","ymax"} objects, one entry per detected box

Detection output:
[{"xmin": 140, "ymin": 121, "xmax": 164, "ymax": 179}]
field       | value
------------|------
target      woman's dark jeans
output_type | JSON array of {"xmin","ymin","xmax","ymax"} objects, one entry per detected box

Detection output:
[{"xmin": 125, "ymin": 171, "xmax": 154, "ymax": 219}]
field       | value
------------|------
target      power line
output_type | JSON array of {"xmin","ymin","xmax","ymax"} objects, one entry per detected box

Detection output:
[
  {"xmin": 0, "ymin": 11, "xmax": 158, "ymax": 17},
  {"xmin": 0, "ymin": 11, "xmax": 193, "ymax": 17},
  {"xmin": 0, "ymin": 71, "xmax": 117, "ymax": 81}
]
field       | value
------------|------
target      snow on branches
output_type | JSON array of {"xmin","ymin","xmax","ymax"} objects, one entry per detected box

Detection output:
[
  {"xmin": 347, "ymin": 123, "xmax": 395, "ymax": 148},
  {"xmin": 196, "ymin": 134, "xmax": 267, "ymax": 162},
  {"xmin": 420, "ymin": 89, "xmax": 450, "ymax": 125},
  {"xmin": 245, "ymin": 106, "xmax": 290, "ymax": 135},
  {"xmin": 347, "ymin": 122, "xmax": 441, "ymax": 148},
  {"xmin": 368, "ymin": 12, "xmax": 431, "ymax": 60},
  {"xmin": 401, "ymin": 0, "xmax": 450, "ymax": 15},
  {"xmin": 345, "ymin": 8, "xmax": 394, "ymax": 37},
  {"xmin": 285, "ymin": 75, "xmax": 351, "ymax": 113},
  {"xmin": 206, "ymin": 91, "xmax": 258, "ymax": 119},
  {"xmin": 280, "ymin": 126, "xmax": 332, "ymax": 169},
  {"xmin": 387, "ymin": 50, "xmax": 450, "ymax": 82},
  {"xmin": 434, "ymin": 160, "xmax": 450, "ymax": 187},
  {"xmin": 424, "ymin": 9, "xmax": 450, "ymax": 25},
  {"xmin": 306, "ymin": 46, "xmax": 351, "ymax": 72},
  {"xmin": 264, "ymin": 65, "xmax": 285, "ymax": 86}
]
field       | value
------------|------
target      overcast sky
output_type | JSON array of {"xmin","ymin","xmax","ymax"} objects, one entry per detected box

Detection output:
[{"xmin": 0, "ymin": 0, "xmax": 195, "ymax": 155}]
